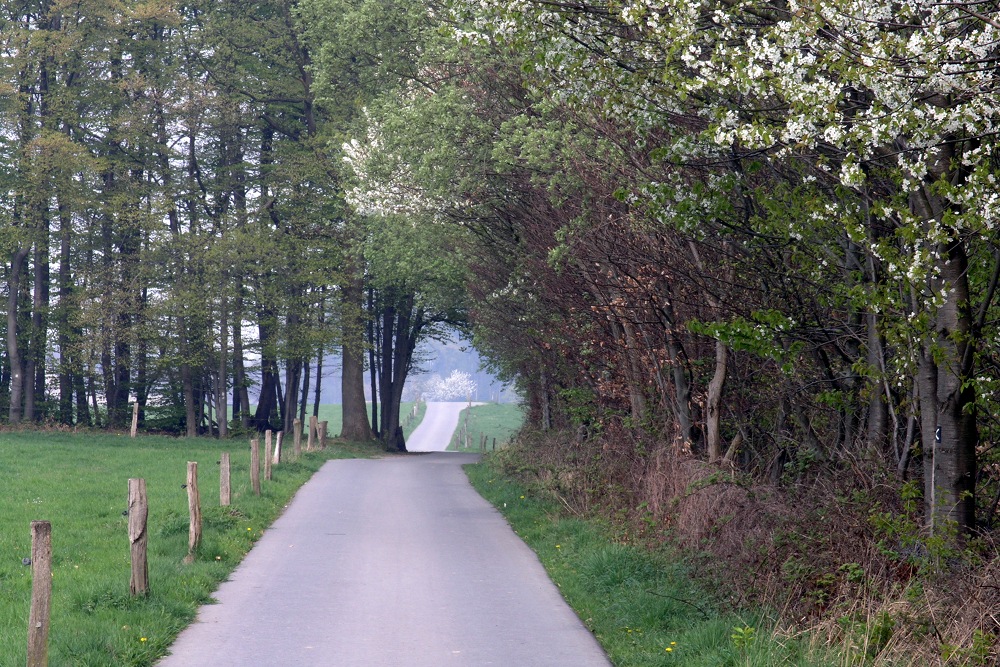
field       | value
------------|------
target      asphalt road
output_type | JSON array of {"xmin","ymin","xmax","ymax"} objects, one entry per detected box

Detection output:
[
  {"xmin": 157, "ymin": 407, "xmax": 610, "ymax": 666},
  {"xmin": 406, "ymin": 401, "xmax": 484, "ymax": 452}
]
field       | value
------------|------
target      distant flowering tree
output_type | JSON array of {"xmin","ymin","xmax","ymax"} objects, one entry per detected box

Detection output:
[{"xmin": 425, "ymin": 370, "xmax": 478, "ymax": 402}]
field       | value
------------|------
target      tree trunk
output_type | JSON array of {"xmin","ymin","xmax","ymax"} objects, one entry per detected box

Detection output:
[
  {"xmin": 283, "ymin": 358, "xmax": 301, "ymax": 435},
  {"xmin": 135, "ymin": 285, "xmax": 149, "ymax": 429},
  {"xmin": 706, "ymin": 340, "xmax": 727, "ymax": 462},
  {"xmin": 217, "ymin": 295, "xmax": 228, "ymax": 439},
  {"xmin": 253, "ymin": 317, "xmax": 279, "ymax": 431},
  {"xmin": 341, "ymin": 272, "xmax": 373, "ymax": 441},
  {"xmin": 299, "ymin": 355, "xmax": 309, "ymax": 426},
  {"xmin": 918, "ymin": 238, "xmax": 978, "ymax": 535},
  {"xmin": 232, "ymin": 287, "xmax": 250, "ymax": 429},
  {"xmin": 539, "ymin": 365, "xmax": 552, "ymax": 431},
  {"xmin": 376, "ymin": 292, "xmax": 421, "ymax": 451},
  {"xmin": 27, "ymin": 234, "xmax": 49, "ymax": 422},
  {"xmin": 56, "ymin": 208, "xmax": 74, "ymax": 406},
  {"xmin": 182, "ymin": 358, "xmax": 196, "ymax": 437},
  {"xmin": 912, "ymin": 166, "xmax": 978, "ymax": 535},
  {"xmin": 378, "ymin": 299, "xmax": 395, "ymax": 440},
  {"xmin": 312, "ymin": 346, "xmax": 323, "ymax": 417},
  {"xmin": 7, "ymin": 247, "xmax": 30, "ymax": 424},
  {"xmin": 74, "ymin": 362, "xmax": 90, "ymax": 426},
  {"xmin": 866, "ymin": 313, "xmax": 889, "ymax": 448},
  {"xmin": 368, "ymin": 284, "xmax": 379, "ymax": 435}
]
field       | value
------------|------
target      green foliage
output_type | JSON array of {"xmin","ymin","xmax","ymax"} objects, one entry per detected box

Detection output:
[
  {"xmin": 941, "ymin": 629, "xmax": 996, "ymax": 666},
  {"xmin": 730, "ymin": 625, "xmax": 757, "ymax": 651}
]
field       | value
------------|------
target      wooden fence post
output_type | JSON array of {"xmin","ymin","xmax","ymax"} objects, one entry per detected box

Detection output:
[
  {"xmin": 128, "ymin": 479, "xmax": 149, "ymax": 596},
  {"xmin": 27, "ymin": 520, "xmax": 52, "ymax": 667},
  {"xmin": 220, "ymin": 452, "xmax": 231, "ymax": 506},
  {"xmin": 293, "ymin": 419, "xmax": 302, "ymax": 458},
  {"xmin": 264, "ymin": 432, "xmax": 273, "ymax": 482},
  {"xmin": 250, "ymin": 438, "xmax": 261, "ymax": 496},
  {"xmin": 307, "ymin": 416, "xmax": 317, "ymax": 451},
  {"xmin": 273, "ymin": 432, "xmax": 282, "ymax": 465},
  {"xmin": 185, "ymin": 462, "xmax": 201, "ymax": 564},
  {"xmin": 130, "ymin": 402, "xmax": 139, "ymax": 438},
  {"xmin": 318, "ymin": 421, "xmax": 328, "ymax": 449}
]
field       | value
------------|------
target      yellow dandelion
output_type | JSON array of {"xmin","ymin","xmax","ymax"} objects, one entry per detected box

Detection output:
[
  {"xmin": 665, "ymin": 647, "xmax": 672, "ymax": 652},
  {"xmin": 140, "ymin": 637, "xmax": 147, "ymax": 643}
]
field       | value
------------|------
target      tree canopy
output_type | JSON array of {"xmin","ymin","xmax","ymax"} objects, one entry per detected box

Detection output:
[{"xmin": 2, "ymin": 0, "xmax": 999, "ymax": 542}]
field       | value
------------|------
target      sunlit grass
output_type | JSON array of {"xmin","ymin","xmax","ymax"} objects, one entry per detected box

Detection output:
[{"xmin": 448, "ymin": 402, "xmax": 524, "ymax": 451}]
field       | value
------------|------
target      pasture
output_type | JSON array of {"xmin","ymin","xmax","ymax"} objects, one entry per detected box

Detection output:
[{"xmin": 0, "ymin": 429, "xmax": 378, "ymax": 666}]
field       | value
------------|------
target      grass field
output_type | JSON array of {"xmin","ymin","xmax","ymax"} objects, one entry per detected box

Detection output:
[
  {"xmin": 466, "ymin": 459, "xmax": 840, "ymax": 667},
  {"xmin": 265, "ymin": 401, "xmax": 423, "ymax": 442},
  {"xmin": 0, "ymin": 428, "xmax": 389, "ymax": 666},
  {"xmin": 448, "ymin": 402, "xmax": 524, "ymax": 452},
  {"xmin": 1, "ymin": 403, "xmax": 425, "ymax": 666}
]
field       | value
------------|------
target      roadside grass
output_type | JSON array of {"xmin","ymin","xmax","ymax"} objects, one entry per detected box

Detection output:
[
  {"xmin": 465, "ymin": 459, "xmax": 841, "ymax": 667},
  {"xmin": 0, "ymin": 429, "xmax": 380, "ymax": 666},
  {"xmin": 401, "ymin": 400, "xmax": 427, "ymax": 440},
  {"xmin": 448, "ymin": 402, "xmax": 524, "ymax": 452}
]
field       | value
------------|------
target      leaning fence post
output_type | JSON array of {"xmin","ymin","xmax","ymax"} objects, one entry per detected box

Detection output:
[
  {"xmin": 27, "ymin": 520, "xmax": 52, "ymax": 667},
  {"xmin": 264, "ymin": 432, "xmax": 273, "ymax": 482},
  {"xmin": 293, "ymin": 419, "xmax": 302, "ymax": 458},
  {"xmin": 128, "ymin": 479, "xmax": 149, "ymax": 596},
  {"xmin": 318, "ymin": 421, "xmax": 328, "ymax": 449},
  {"xmin": 220, "ymin": 452, "xmax": 231, "ymax": 506},
  {"xmin": 250, "ymin": 438, "xmax": 261, "ymax": 496},
  {"xmin": 184, "ymin": 462, "xmax": 201, "ymax": 564},
  {"xmin": 307, "ymin": 416, "xmax": 317, "ymax": 451}
]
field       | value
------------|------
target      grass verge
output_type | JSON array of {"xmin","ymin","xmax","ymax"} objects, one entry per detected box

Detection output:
[
  {"xmin": 0, "ymin": 429, "xmax": 380, "ymax": 666},
  {"xmin": 448, "ymin": 402, "xmax": 524, "ymax": 452},
  {"xmin": 465, "ymin": 457, "xmax": 840, "ymax": 667}
]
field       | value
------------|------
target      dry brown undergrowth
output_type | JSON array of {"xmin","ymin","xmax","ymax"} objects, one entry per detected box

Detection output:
[{"xmin": 494, "ymin": 425, "xmax": 1000, "ymax": 666}]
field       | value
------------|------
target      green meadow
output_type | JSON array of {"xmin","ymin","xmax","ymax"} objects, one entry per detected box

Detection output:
[
  {"xmin": 0, "ymin": 420, "xmax": 408, "ymax": 665},
  {"xmin": 448, "ymin": 402, "xmax": 524, "ymax": 452}
]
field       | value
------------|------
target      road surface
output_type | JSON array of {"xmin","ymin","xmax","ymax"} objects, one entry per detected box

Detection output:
[
  {"xmin": 405, "ymin": 401, "xmax": 483, "ymax": 452},
  {"xmin": 156, "ymin": 406, "xmax": 610, "ymax": 666}
]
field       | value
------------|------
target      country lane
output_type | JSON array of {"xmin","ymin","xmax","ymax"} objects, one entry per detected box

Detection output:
[{"xmin": 156, "ymin": 406, "xmax": 610, "ymax": 666}]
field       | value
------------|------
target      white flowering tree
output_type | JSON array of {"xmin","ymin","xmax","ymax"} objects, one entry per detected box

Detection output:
[
  {"xmin": 424, "ymin": 370, "xmax": 478, "ymax": 402},
  {"xmin": 313, "ymin": 0, "xmax": 1000, "ymax": 532},
  {"xmin": 443, "ymin": 0, "xmax": 1000, "ymax": 534}
]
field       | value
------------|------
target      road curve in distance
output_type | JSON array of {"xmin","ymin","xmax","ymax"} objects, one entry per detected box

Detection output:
[{"xmin": 406, "ymin": 401, "xmax": 484, "ymax": 452}]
